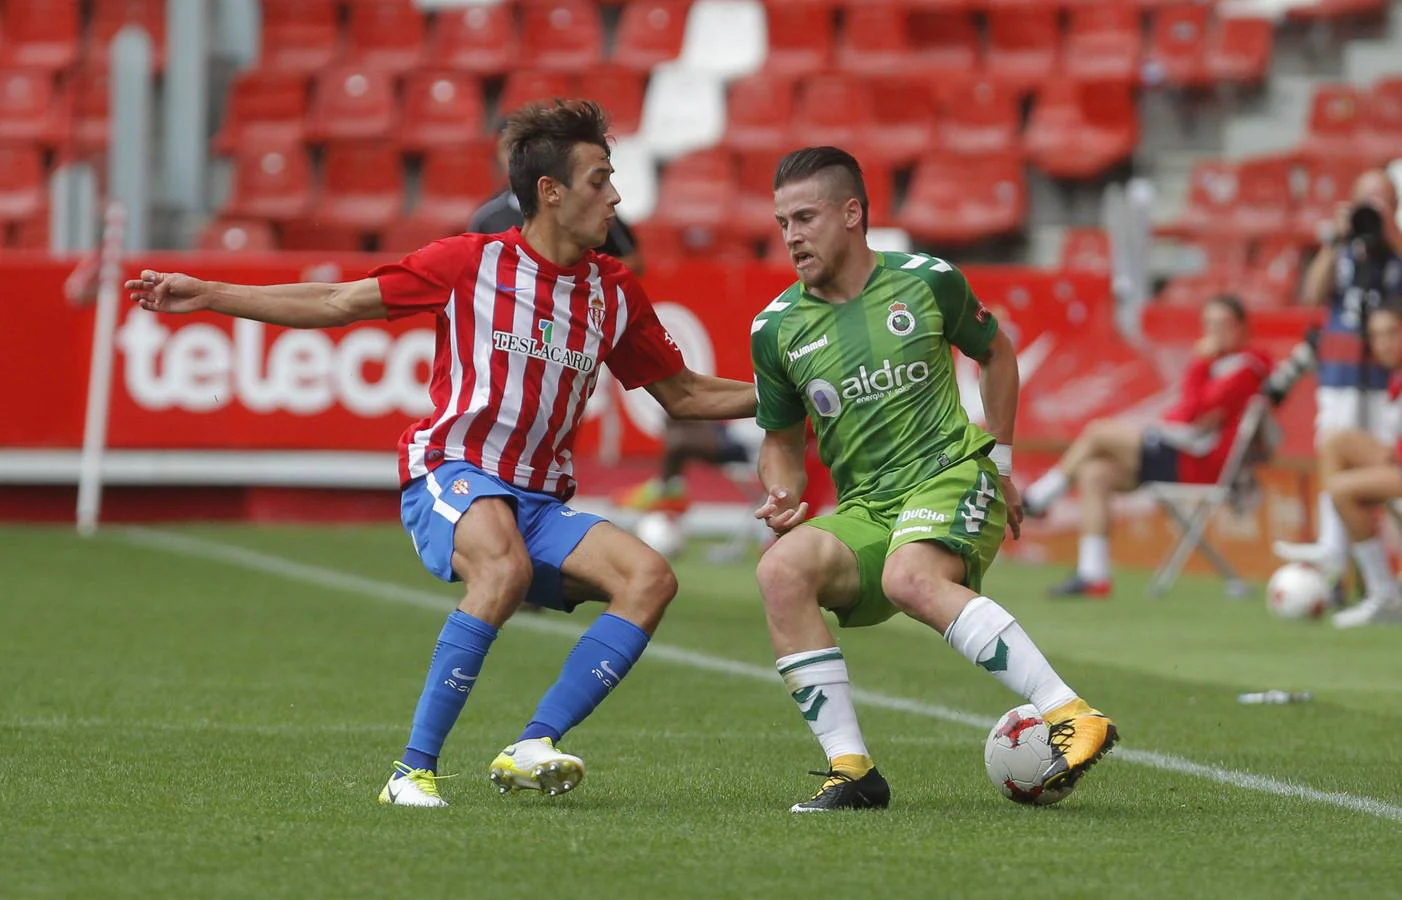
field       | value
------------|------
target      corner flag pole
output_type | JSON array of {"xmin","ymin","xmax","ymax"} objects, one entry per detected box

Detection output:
[{"xmin": 76, "ymin": 200, "xmax": 127, "ymax": 536}]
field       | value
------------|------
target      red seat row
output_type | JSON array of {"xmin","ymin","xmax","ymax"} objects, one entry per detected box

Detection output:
[
  {"xmin": 212, "ymin": 66, "xmax": 647, "ymax": 153},
  {"xmin": 0, "ymin": 0, "xmax": 165, "ymax": 72},
  {"xmin": 725, "ymin": 72, "xmax": 1135, "ymax": 179}
]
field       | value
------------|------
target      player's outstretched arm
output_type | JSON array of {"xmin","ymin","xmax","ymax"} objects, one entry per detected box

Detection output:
[
  {"xmin": 754, "ymin": 422, "xmax": 809, "ymax": 535},
  {"xmin": 125, "ymin": 270, "xmax": 388, "ymax": 328},
  {"xmin": 644, "ymin": 368, "xmax": 758, "ymax": 420},
  {"xmin": 977, "ymin": 328, "xmax": 1023, "ymax": 539}
]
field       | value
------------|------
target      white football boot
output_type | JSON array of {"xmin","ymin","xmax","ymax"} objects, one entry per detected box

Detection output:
[{"xmin": 488, "ymin": 737, "xmax": 585, "ymax": 796}]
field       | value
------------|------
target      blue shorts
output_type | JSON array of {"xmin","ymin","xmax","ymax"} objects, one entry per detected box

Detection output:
[{"xmin": 400, "ymin": 460, "xmax": 605, "ymax": 612}]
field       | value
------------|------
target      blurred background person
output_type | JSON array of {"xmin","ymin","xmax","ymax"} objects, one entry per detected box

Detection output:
[
  {"xmin": 1022, "ymin": 296, "xmax": 1270, "ymax": 598},
  {"xmin": 1277, "ymin": 299, "xmax": 1402, "ymax": 628},
  {"xmin": 1282, "ymin": 169, "xmax": 1402, "ymax": 574}
]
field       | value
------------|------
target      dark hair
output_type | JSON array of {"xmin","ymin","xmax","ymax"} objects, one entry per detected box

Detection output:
[
  {"xmin": 503, "ymin": 99, "xmax": 611, "ymax": 219},
  {"xmin": 1206, "ymin": 293, "xmax": 1247, "ymax": 323},
  {"xmin": 773, "ymin": 146, "xmax": 869, "ymax": 234}
]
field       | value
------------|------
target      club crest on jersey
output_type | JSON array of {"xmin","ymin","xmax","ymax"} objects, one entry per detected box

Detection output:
[
  {"xmin": 588, "ymin": 293, "xmax": 607, "ymax": 329},
  {"xmin": 450, "ymin": 479, "xmax": 470, "ymax": 495},
  {"xmin": 886, "ymin": 302, "xmax": 916, "ymax": 336}
]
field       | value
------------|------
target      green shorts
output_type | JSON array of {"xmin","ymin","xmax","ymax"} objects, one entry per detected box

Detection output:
[{"xmin": 804, "ymin": 454, "xmax": 1007, "ymax": 628}]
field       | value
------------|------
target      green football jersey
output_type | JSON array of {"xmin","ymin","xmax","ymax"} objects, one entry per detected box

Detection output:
[{"xmin": 751, "ymin": 252, "xmax": 999, "ymax": 503}]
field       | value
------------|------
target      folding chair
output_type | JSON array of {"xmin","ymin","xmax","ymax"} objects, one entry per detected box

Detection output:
[{"xmin": 1144, "ymin": 395, "xmax": 1280, "ymax": 598}]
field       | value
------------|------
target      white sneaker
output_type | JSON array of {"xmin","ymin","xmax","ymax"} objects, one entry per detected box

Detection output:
[
  {"xmin": 488, "ymin": 737, "xmax": 585, "ymax": 796},
  {"xmin": 378, "ymin": 761, "xmax": 451, "ymax": 808},
  {"xmin": 1332, "ymin": 595, "xmax": 1402, "ymax": 629},
  {"xmin": 1271, "ymin": 540, "xmax": 1343, "ymax": 576}
]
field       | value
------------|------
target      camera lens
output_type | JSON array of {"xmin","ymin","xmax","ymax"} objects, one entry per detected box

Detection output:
[{"xmin": 1350, "ymin": 204, "xmax": 1384, "ymax": 240}]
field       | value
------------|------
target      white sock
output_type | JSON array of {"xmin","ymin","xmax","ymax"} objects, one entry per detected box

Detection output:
[
  {"xmin": 1077, "ymin": 534, "xmax": 1111, "ymax": 583},
  {"xmin": 776, "ymin": 648, "xmax": 870, "ymax": 762},
  {"xmin": 1024, "ymin": 468, "xmax": 1070, "ymax": 510},
  {"xmin": 945, "ymin": 596, "xmax": 1077, "ymax": 715},
  {"xmin": 1318, "ymin": 493, "xmax": 1350, "ymax": 569},
  {"xmin": 1352, "ymin": 538, "xmax": 1397, "ymax": 600}
]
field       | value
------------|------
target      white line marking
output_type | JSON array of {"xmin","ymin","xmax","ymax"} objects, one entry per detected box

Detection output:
[{"xmin": 119, "ymin": 527, "xmax": 1402, "ymax": 823}]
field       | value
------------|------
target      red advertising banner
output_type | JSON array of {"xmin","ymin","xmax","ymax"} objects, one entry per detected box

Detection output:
[{"xmin": 0, "ymin": 251, "xmax": 1123, "ymax": 460}]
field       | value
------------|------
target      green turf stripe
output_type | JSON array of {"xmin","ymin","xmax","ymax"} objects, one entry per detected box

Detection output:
[{"xmin": 777, "ymin": 650, "xmax": 845, "ymax": 675}]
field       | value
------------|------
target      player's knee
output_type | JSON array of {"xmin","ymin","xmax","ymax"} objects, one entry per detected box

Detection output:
[
  {"xmin": 624, "ymin": 549, "xmax": 678, "ymax": 611},
  {"xmin": 880, "ymin": 548, "xmax": 962, "ymax": 613},
  {"xmin": 756, "ymin": 536, "xmax": 818, "ymax": 607}
]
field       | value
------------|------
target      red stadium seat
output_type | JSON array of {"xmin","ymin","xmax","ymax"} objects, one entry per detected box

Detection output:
[
  {"xmin": 1364, "ymin": 78, "xmax": 1402, "ymax": 163},
  {"xmin": 612, "ymin": 0, "xmax": 690, "ymax": 71},
  {"xmin": 1145, "ymin": 4, "xmax": 1210, "ymax": 88},
  {"xmin": 1240, "ymin": 236, "xmax": 1304, "ymax": 308},
  {"xmin": 259, "ymin": 0, "xmax": 341, "ymax": 74},
  {"xmin": 381, "ymin": 217, "xmax": 462, "ymax": 254},
  {"xmin": 1205, "ymin": 16, "xmax": 1274, "ymax": 85},
  {"xmin": 428, "ymin": 3, "xmax": 520, "ymax": 77},
  {"xmin": 762, "ymin": 2, "xmax": 834, "ymax": 75},
  {"xmin": 307, "ymin": 141, "xmax": 405, "ymax": 232},
  {"xmin": 733, "ymin": 146, "xmax": 784, "ymax": 238},
  {"xmin": 1229, "ymin": 155, "xmax": 1294, "ymax": 238},
  {"xmin": 837, "ymin": 4, "xmax": 916, "ymax": 76},
  {"xmin": 0, "ymin": 68, "xmax": 69, "ymax": 148},
  {"xmin": 1292, "ymin": 156, "xmax": 1367, "ymax": 242},
  {"xmin": 897, "ymin": 155, "xmax": 1026, "ymax": 244},
  {"xmin": 9, "ymin": 205, "xmax": 50, "ymax": 249},
  {"xmin": 90, "ymin": 0, "xmax": 166, "ymax": 70},
  {"xmin": 69, "ymin": 67, "xmax": 112, "ymax": 155},
  {"xmin": 411, "ymin": 141, "xmax": 501, "ymax": 231},
  {"xmin": 1301, "ymin": 84, "xmax": 1366, "ymax": 162},
  {"xmin": 0, "ymin": 0, "xmax": 80, "ymax": 71},
  {"xmin": 1063, "ymin": 4, "xmax": 1142, "ymax": 82},
  {"xmin": 652, "ymin": 148, "xmax": 737, "ymax": 228},
  {"xmin": 398, "ymin": 71, "xmax": 485, "ymax": 153},
  {"xmin": 498, "ymin": 71, "xmax": 577, "ymax": 121},
  {"xmin": 1286, "ymin": 0, "xmax": 1387, "ymax": 20},
  {"xmin": 307, "ymin": 67, "xmax": 398, "ymax": 142},
  {"xmin": 791, "ymin": 74, "xmax": 879, "ymax": 160},
  {"xmin": 867, "ymin": 75, "xmax": 939, "ymax": 167},
  {"xmin": 986, "ymin": 5, "xmax": 1060, "ymax": 92},
  {"xmin": 906, "ymin": 10, "xmax": 980, "ymax": 77},
  {"xmin": 212, "ymin": 70, "xmax": 310, "ymax": 156},
  {"xmin": 723, "ymin": 74, "xmax": 795, "ymax": 154},
  {"xmin": 345, "ymin": 0, "xmax": 427, "ymax": 74},
  {"xmin": 279, "ymin": 219, "xmax": 368, "ymax": 252},
  {"xmin": 519, "ymin": 1, "xmax": 604, "ymax": 71},
  {"xmin": 1025, "ymin": 79, "xmax": 1137, "ymax": 180},
  {"xmin": 0, "ymin": 143, "xmax": 45, "ymax": 224},
  {"xmin": 576, "ymin": 67, "xmax": 646, "ymax": 135},
  {"xmin": 632, "ymin": 218, "xmax": 754, "ymax": 265},
  {"xmin": 936, "ymin": 76, "xmax": 1022, "ymax": 158},
  {"xmin": 197, "ymin": 217, "xmax": 279, "ymax": 252},
  {"xmin": 1159, "ymin": 160, "xmax": 1238, "ymax": 238},
  {"xmin": 224, "ymin": 144, "xmax": 314, "ymax": 221},
  {"xmin": 1060, "ymin": 227, "xmax": 1112, "ymax": 275}
]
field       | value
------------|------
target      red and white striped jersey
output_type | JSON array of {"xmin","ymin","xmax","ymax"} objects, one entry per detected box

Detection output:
[{"xmin": 372, "ymin": 228, "xmax": 684, "ymax": 497}]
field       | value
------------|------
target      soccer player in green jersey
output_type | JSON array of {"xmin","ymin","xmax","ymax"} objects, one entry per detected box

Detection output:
[{"xmin": 750, "ymin": 147, "xmax": 1118, "ymax": 812}]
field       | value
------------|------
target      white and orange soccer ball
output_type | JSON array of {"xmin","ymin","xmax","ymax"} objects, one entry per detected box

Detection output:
[
  {"xmin": 1265, "ymin": 562, "xmax": 1331, "ymax": 620},
  {"xmin": 635, "ymin": 512, "xmax": 686, "ymax": 559},
  {"xmin": 984, "ymin": 704, "xmax": 1074, "ymax": 807}
]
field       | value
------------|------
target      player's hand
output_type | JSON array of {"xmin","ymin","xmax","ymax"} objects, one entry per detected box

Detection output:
[
  {"xmin": 126, "ymin": 270, "xmax": 213, "ymax": 314},
  {"xmin": 1001, "ymin": 476, "xmax": 1023, "ymax": 541},
  {"xmin": 1193, "ymin": 333, "xmax": 1222, "ymax": 358},
  {"xmin": 754, "ymin": 487, "xmax": 808, "ymax": 536}
]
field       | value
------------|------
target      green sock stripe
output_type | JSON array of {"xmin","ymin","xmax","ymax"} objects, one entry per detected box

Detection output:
[{"xmin": 777, "ymin": 650, "xmax": 845, "ymax": 676}]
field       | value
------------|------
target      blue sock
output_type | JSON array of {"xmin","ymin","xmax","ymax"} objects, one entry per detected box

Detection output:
[
  {"xmin": 399, "ymin": 610, "xmax": 497, "ymax": 775},
  {"xmin": 519, "ymin": 613, "xmax": 650, "ymax": 743}
]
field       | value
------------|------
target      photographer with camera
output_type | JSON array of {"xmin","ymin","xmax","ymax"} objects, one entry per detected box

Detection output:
[{"xmin": 1274, "ymin": 169, "xmax": 1402, "ymax": 576}]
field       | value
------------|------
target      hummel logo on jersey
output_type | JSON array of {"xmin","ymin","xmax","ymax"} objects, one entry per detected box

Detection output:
[
  {"xmin": 957, "ymin": 472, "xmax": 997, "ymax": 535},
  {"xmin": 445, "ymin": 667, "xmax": 478, "ymax": 693},
  {"xmin": 492, "ymin": 330, "xmax": 597, "ymax": 373},
  {"xmin": 787, "ymin": 334, "xmax": 829, "ymax": 362}
]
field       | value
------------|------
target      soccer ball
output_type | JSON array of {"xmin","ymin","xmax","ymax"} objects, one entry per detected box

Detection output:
[
  {"xmin": 635, "ymin": 512, "xmax": 686, "ymax": 559},
  {"xmin": 984, "ymin": 704, "xmax": 1074, "ymax": 806},
  {"xmin": 1266, "ymin": 562, "xmax": 1330, "ymax": 620}
]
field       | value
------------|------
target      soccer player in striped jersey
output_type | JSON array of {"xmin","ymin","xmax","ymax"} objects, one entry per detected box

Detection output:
[
  {"xmin": 127, "ymin": 100, "xmax": 757, "ymax": 807},
  {"xmin": 749, "ymin": 147, "xmax": 1117, "ymax": 812}
]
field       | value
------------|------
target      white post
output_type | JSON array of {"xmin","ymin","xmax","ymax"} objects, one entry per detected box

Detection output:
[{"xmin": 75, "ymin": 201, "xmax": 127, "ymax": 536}]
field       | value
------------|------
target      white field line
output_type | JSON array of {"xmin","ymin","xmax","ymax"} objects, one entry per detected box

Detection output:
[{"xmin": 117, "ymin": 527, "xmax": 1402, "ymax": 823}]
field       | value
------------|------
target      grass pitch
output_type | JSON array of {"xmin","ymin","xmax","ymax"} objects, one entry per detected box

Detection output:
[{"xmin": 2, "ymin": 524, "xmax": 1399, "ymax": 899}]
